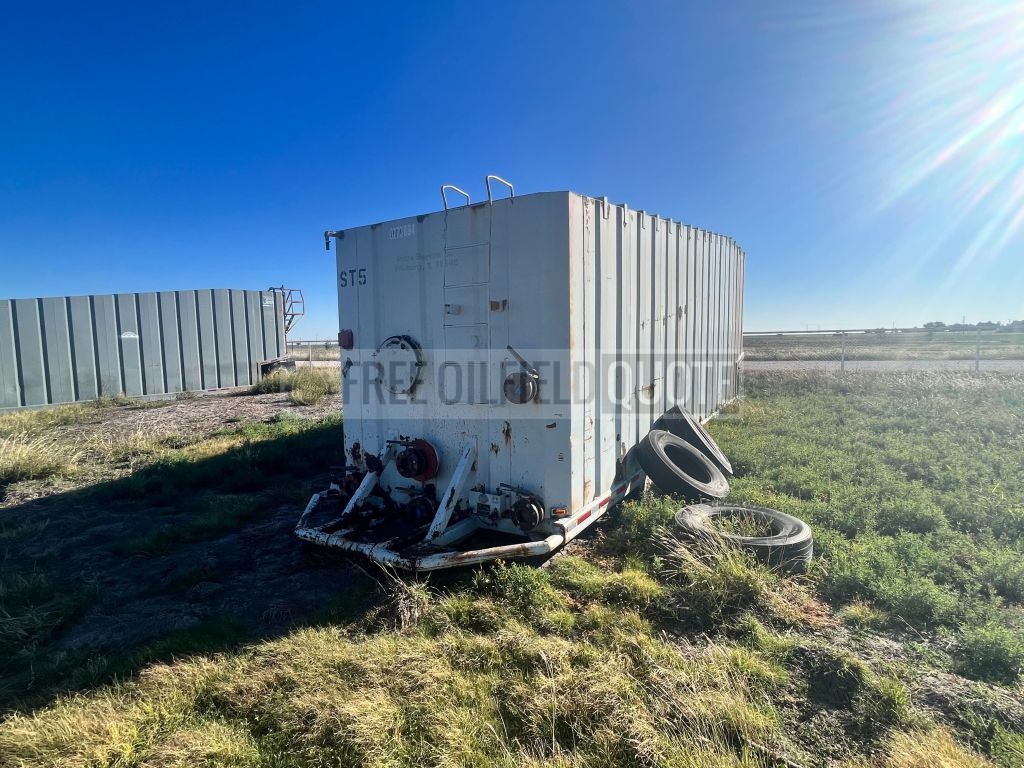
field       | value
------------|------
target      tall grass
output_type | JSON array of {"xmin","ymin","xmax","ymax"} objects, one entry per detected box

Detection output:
[
  {"xmin": 250, "ymin": 368, "xmax": 340, "ymax": 405},
  {"xmin": 882, "ymin": 728, "xmax": 997, "ymax": 768},
  {"xmin": 0, "ymin": 404, "xmax": 95, "ymax": 438},
  {"xmin": 0, "ymin": 433, "xmax": 80, "ymax": 485}
]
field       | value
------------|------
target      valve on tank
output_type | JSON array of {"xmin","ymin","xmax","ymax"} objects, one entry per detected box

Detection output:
[
  {"xmin": 393, "ymin": 438, "xmax": 440, "ymax": 482},
  {"xmin": 510, "ymin": 496, "xmax": 544, "ymax": 532},
  {"xmin": 406, "ymin": 494, "xmax": 436, "ymax": 525}
]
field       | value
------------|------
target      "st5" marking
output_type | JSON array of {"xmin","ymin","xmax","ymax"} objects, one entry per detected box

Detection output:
[{"xmin": 339, "ymin": 268, "xmax": 367, "ymax": 288}]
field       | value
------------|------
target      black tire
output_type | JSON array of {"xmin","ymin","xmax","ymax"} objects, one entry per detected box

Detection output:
[
  {"xmin": 635, "ymin": 429, "xmax": 729, "ymax": 499},
  {"xmin": 674, "ymin": 503, "xmax": 813, "ymax": 572},
  {"xmin": 655, "ymin": 406, "xmax": 733, "ymax": 476}
]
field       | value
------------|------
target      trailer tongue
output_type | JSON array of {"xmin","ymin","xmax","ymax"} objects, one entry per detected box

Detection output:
[{"xmin": 294, "ymin": 445, "xmax": 645, "ymax": 571}]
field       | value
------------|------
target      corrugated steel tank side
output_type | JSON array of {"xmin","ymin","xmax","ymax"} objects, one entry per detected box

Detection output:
[
  {"xmin": 568, "ymin": 193, "xmax": 745, "ymax": 508},
  {"xmin": 0, "ymin": 289, "xmax": 286, "ymax": 410}
]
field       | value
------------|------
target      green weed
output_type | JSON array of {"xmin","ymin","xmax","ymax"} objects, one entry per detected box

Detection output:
[
  {"xmin": 250, "ymin": 368, "xmax": 340, "ymax": 405},
  {"xmin": 711, "ymin": 371, "xmax": 1024, "ymax": 635},
  {"xmin": 838, "ymin": 599, "xmax": 890, "ymax": 629},
  {"xmin": 956, "ymin": 621, "xmax": 1024, "ymax": 684}
]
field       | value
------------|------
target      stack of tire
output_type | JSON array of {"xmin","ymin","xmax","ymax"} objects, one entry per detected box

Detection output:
[
  {"xmin": 636, "ymin": 406, "xmax": 734, "ymax": 501},
  {"xmin": 635, "ymin": 406, "xmax": 813, "ymax": 572}
]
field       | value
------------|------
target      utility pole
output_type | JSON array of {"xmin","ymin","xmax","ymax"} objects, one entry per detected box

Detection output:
[{"xmin": 976, "ymin": 328, "xmax": 981, "ymax": 373}]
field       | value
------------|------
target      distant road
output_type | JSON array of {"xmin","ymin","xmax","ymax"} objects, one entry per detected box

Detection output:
[
  {"xmin": 299, "ymin": 359, "xmax": 1024, "ymax": 372},
  {"xmin": 742, "ymin": 359, "xmax": 1024, "ymax": 372},
  {"xmin": 293, "ymin": 358, "xmax": 1024, "ymax": 373}
]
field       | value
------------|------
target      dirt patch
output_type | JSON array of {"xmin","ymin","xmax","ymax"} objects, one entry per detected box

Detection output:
[{"xmin": 73, "ymin": 390, "xmax": 342, "ymax": 442}]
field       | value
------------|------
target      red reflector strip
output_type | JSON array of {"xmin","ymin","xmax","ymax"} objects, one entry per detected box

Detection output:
[
  {"xmin": 577, "ymin": 510, "xmax": 592, "ymax": 525},
  {"xmin": 599, "ymin": 496, "xmax": 611, "ymax": 507}
]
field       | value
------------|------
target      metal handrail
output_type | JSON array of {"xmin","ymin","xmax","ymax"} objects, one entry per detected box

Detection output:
[
  {"xmin": 441, "ymin": 184, "xmax": 471, "ymax": 211},
  {"xmin": 485, "ymin": 174, "xmax": 515, "ymax": 203}
]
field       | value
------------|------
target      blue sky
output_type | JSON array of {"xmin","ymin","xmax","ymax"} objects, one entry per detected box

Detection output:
[{"xmin": 2, "ymin": 1, "xmax": 1022, "ymax": 335}]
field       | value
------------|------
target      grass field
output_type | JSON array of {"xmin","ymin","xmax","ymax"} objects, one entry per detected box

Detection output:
[
  {"xmin": 744, "ymin": 330, "xmax": 1024, "ymax": 361},
  {"xmin": 286, "ymin": 342, "xmax": 342, "ymax": 362},
  {"xmin": 1, "ymin": 371, "xmax": 1022, "ymax": 767}
]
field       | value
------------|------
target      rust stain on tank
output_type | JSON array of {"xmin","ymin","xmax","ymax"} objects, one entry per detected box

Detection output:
[
  {"xmin": 502, "ymin": 421, "xmax": 512, "ymax": 446},
  {"xmin": 490, "ymin": 443, "xmax": 500, "ymax": 455}
]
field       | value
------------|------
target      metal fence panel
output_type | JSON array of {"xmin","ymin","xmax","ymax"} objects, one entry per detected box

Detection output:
[
  {"xmin": 116, "ymin": 293, "xmax": 144, "ymax": 397},
  {"xmin": 0, "ymin": 301, "xmax": 18, "ymax": 407},
  {"xmin": 138, "ymin": 292, "xmax": 162, "ymax": 396},
  {"xmin": 177, "ymin": 291, "xmax": 202, "ymax": 392},
  {"xmin": 213, "ymin": 289, "xmax": 235, "ymax": 388},
  {"xmin": 0, "ymin": 288, "xmax": 285, "ymax": 410},
  {"xmin": 260, "ymin": 294, "xmax": 278, "ymax": 361},
  {"xmin": 230, "ymin": 291, "xmax": 250, "ymax": 387},
  {"xmin": 244, "ymin": 290, "xmax": 264, "ymax": 383},
  {"xmin": 196, "ymin": 290, "xmax": 218, "ymax": 389},
  {"xmin": 68, "ymin": 296, "xmax": 97, "ymax": 401},
  {"xmin": 15, "ymin": 299, "xmax": 47, "ymax": 407},
  {"xmin": 41, "ymin": 297, "xmax": 74, "ymax": 404},
  {"xmin": 158, "ymin": 292, "xmax": 182, "ymax": 394},
  {"xmin": 93, "ymin": 295, "xmax": 121, "ymax": 397}
]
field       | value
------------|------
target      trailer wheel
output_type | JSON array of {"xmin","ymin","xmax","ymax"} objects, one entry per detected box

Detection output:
[
  {"xmin": 636, "ymin": 429, "xmax": 729, "ymax": 499},
  {"xmin": 654, "ymin": 406, "xmax": 733, "ymax": 476},
  {"xmin": 674, "ymin": 503, "xmax": 813, "ymax": 572}
]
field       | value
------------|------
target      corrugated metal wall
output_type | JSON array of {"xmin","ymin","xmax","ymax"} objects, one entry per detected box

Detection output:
[
  {"xmin": 575, "ymin": 195, "xmax": 745, "ymax": 419},
  {"xmin": 572, "ymin": 193, "xmax": 745, "ymax": 501},
  {"xmin": 0, "ymin": 289, "xmax": 286, "ymax": 409}
]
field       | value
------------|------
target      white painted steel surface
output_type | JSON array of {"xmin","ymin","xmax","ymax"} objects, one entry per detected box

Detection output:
[{"xmin": 331, "ymin": 191, "xmax": 745, "ymax": 530}]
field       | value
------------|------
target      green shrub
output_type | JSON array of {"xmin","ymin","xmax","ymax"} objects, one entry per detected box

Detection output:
[
  {"xmin": 602, "ymin": 494, "xmax": 676, "ymax": 558},
  {"xmin": 855, "ymin": 674, "xmax": 913, "ymax": 734},
  {"xmin": 823, "ymin": 533, "xmax": 963, "ymax": 628},
  {"xmin": 251, "ymin": 368, "xmax": 340, "ymax": 405},
  {"xmin": 471, "ymin": 561, "xmax": 566, "ymax": 624},
  {"xmin": 882, "ymin": 576, "xmax": 962, "ymax": 628},
  {"xmin": 250, "ymin": 369, "xmax": 294, "ymax": 394},
  {"xmin": 838, "ymin": 599, "xmax": 889, "ymax": 629},
  {"xmin": 981, "ymin": 546, "xmax": 1024, "ymax": 604},
  {"xmin": 874, "ymin": 497, "xmax": 947, "ymax": 535},
  {"xmin": 548, "ymin": 556, "xmax": 666, "ymax": 611},
  {"xmin": 797, "ymin": 642, "xmax": 870, "ymax": 707},
  {"xmin": 288, "ymin": 369, "xmax": 340, "ymax": 405},
  {"xmin": 956, "ymin": 621, "xmax": 1024, "ymax": 684}
]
